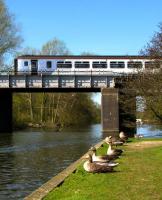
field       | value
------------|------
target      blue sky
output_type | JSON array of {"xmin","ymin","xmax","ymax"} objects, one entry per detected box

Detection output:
[
  {"xmin": 7, "ymin": 0, "xmax": 162, "ymax": 55},
  {"xmin": 6, "ymin": 0, "xmax": 162, "ymax": 104}
]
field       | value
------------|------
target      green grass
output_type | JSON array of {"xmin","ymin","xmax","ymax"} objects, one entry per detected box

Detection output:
[{"xmin": 44, "ymin": 139, "xmax": 162, "ymax": 200}]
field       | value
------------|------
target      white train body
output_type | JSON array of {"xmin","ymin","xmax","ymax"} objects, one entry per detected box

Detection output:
[{"xmin": 14, "ymin": 55, "xmax": 161, "ymax": 75}]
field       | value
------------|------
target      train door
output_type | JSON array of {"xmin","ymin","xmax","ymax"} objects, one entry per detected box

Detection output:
[
  {"xmin": 31, "ymin": 60, "xmax": 38, "ymax": 75},
  {"xmin": 14, "ymin": 59, "xmax": 18, "ymax": 74}
]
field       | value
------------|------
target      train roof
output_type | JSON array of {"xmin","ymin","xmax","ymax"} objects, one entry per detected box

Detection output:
[{"xmin": 16, "ymin": 55, "xmax": 162, "ymax": 60}]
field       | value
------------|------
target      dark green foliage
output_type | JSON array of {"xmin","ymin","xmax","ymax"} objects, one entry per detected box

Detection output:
[
  {"xmin": 13, "ymin": 93, "xmax": 101, "ymax": 130},
  {"xmin": 115, "ymin": 81, "xmax": 136, "ymax": 135}
]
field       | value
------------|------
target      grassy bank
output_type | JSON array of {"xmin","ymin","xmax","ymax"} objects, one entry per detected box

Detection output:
[{"xmin": 44, "ymin": 138, "xmax": 162, "ymax": 200}]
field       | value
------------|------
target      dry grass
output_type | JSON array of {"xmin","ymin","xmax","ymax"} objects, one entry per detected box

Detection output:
[{"xmin": 127, "ymin": 140, "xmax": 162, "ymax": 150}]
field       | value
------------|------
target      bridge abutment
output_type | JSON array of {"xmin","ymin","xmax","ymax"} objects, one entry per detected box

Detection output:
[{"xmin": 0, "ymin": 90, "xmax": 12, "ymax": 133}]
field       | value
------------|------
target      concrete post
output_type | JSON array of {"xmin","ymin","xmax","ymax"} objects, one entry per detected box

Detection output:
[
  {"xmin": 101, "ymin": 88, "xmax": 119, "ymax": 137},
  {"xmin": 0, "ymin": 90, "xmax": 12, "ymax": 133}
]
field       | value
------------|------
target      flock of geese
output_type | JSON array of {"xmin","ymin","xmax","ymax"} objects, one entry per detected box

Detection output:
[{"xmin": 83, "ymin": 131, "xmax": 128, "ymax": 173}]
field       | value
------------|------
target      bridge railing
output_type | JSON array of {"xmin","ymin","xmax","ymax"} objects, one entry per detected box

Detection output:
[{"xmin": 0, "ymin": 70, "xmax": 130, "ymax": 77}]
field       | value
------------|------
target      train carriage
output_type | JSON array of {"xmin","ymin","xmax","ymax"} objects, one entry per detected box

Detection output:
[{"xmin": 14, "ymin": 55, "xmax": 162, "ymax": 75}]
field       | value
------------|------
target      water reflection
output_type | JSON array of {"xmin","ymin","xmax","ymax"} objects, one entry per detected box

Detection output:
[{"xmin": 0, "ymin": 124, "xmax": 102, "ymax": 200}]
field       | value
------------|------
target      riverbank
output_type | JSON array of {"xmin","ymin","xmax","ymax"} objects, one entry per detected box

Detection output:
[
  {"xmin": 25, "ymin": 140, "xmax": 104, "ymax": 200},
  {"xmin": 44, "ymin": 138, "xmax": 162, "ymax": 200},
  {"xmin": 13, "ymin": 122, "xmax": 100, "ymax": 132},
  {"xmin": 13, "ymin": 122, "xmax": 69, "ymax": 132}
]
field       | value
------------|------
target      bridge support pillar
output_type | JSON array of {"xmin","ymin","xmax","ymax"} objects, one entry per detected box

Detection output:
[
  {"xmin": 101, "ymin": 87, "xmax": 136, "ymax": 138},
  {"xmin": 101, "ymin": 88, "xmax": 119, "ymax": 137},
  {"xmin": 0, "ymin": 90, "xmax": 12, "ymax": 133}
]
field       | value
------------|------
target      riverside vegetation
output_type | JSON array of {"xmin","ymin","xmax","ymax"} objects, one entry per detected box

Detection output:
[
  {"xmin": 13, "ymin": 93, "xmax": 100, "ymax": 130},
  {"xmin": 44, "ymin": 138, "xmax": 162, "ymax": 200}
]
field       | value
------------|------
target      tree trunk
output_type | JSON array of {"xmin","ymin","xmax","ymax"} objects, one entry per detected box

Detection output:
[
  {"xmin": 28, "ymin": 93, "xmax": 33, "ymax": 122},
  {"xmin": 51, "ymin": 93, "xmax": 55, "ymax": 123},
  {"xmin": 54, "ymin": 94, "xmax": 61, "ymax": 124},
  {"xmin": 40, "ymin": 93, "xmax": 45, "ymax": 123}
]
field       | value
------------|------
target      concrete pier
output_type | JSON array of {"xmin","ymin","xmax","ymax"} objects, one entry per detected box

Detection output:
[
  {"xmin": 101, "ymin": 88, "xmax": 119, "ymax": 137},
  {"xmin": 0, "ymin": 90, "xmax": 12, "ymax": 133}
]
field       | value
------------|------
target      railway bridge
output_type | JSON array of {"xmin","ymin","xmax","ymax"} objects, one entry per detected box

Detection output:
[{"xmin": 0, "ymin": 70, "xmax": 136, "ymax": 135}]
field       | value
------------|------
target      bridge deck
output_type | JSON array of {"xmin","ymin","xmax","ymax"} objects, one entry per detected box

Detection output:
[{"xmin": 0, "ymin": 71, "xmax": 129, "ymax": 89}]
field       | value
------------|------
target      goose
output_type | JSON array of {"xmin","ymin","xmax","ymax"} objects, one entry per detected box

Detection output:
[
  {"xmin": 90, "ymin": 147, "xmax": 119, "ymax": 162},
  {"xmin": 107, "ymin": 141, "xmax": 123, "ymax": 156},
  {"xmin": 105, "ymin": 136, "xmax": 124, "ymax": 146},
  {"xmin": 119, "ymin": 131, "xmax": 128, "ymax": 143},
  {"xmin": 134, "ymin": 134, "xmax": 144, "ymax": 139},
  {"xmin": 83, "ymin": 154, "xmax": 117, "ymax": 173}
]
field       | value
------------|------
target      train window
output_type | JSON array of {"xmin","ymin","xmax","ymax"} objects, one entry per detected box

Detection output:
[
  {"xmin": 93, "ymin": 62, "xmax": 99, "ymax": 64},
  {"xmin": 75, "ymin": 61, "xmax": 90, "ymax": 68},
  {"xmin": 57, "ymin": 61, "xmax": 72, "ymax": 68},
  {"xmin": 145, "ymin": 61, "xmax": 160, "ymax": 69},
  {"xmin": 65, "ymin": 61, "xmax": 72, "ymax": 63},
  {"xmin": 128, "ymin": 61, "xmax": 142, "ymax": 68},
  {"xmin": 24, "ymin": 61, "xmax": 28, "ymax": 66},
  {"xmin": 64, "ymin": 61, "xmax": 72, "ymax": 68},
  {"xmin": 110, "ymin": 62, "xmax": 125, "ymax": 68},
  {"xmin": 92, "ymin": 61, "xmax": 107, "ymax": 68},
  {"xmin": 47, "ymin": 61, "xmax": 52, "ymax": 68},
  {"xmin": 100, "ymin": 62, "xmax": 106, "ymax": 64}
]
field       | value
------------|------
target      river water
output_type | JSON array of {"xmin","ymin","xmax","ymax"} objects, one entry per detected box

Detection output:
[
  {"xmin": 137, "ymin": 124, "xmax": 162, "ymax": 138},
  {"xmin": 0, "ymin": 124, "xmax": 162, "ymax": 200},
  {"xmin": 0, "ymin": 124, "xmax": 102, "ymax": 200}
]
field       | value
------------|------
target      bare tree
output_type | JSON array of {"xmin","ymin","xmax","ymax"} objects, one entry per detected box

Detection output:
[
  {"xmin": 41, "ymin": 38, "xmax": 70, "ymax": 55},
  {"xmin": 0, "ymin": 0, "xmax": 21, "ymax": 66},
  {"xmin": 140, "ymin": 23, "xmax": 162, "ymax": 57},
  {"xmin": 81, "ymin": 51, "xmax": 96, "ymax": 55},
  {"xmin": 127, "ymin": 68, "xmax": 162, "ymax": 122},
  {"xmin": 17, "ymin": 47, "xmax": 40, "ymax": 55},
  {"xmin": 125, "ymin": 23, "xmax": 162, "ymax": 123}
]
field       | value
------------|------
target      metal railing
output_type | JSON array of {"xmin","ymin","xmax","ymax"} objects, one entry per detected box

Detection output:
[{"xmin": 0, "ymin": 70, "xmax": 132, "ymax": 77}]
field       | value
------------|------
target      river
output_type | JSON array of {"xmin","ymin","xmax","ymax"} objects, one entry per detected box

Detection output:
[
  {"xmin": 0, "ymin": 124, "xmax": 102, "ymax": 200},
  {"xmin": 0, "ymin": 123, "xmax": 162, "ymax": 200}
]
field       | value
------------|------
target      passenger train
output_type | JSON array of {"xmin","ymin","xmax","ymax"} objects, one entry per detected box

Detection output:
[{"xmin": 14, "ymin": 55, "xmax": 162, "ymax": 75}]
